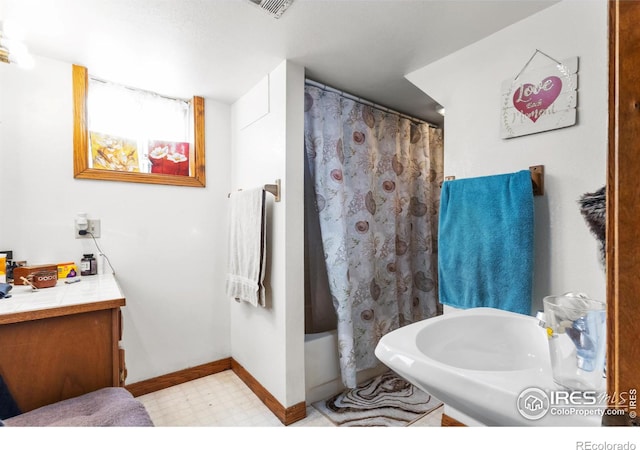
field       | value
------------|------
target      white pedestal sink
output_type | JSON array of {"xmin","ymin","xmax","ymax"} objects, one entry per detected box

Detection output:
[{"xmin": 374, "ymin": 307, "xmax": 604, "ymax": 426}]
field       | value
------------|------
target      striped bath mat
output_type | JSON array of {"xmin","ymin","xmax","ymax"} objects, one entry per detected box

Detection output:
[{"xmin": 312, "ymin": 371, "xmax": 442, "ymax": 427}]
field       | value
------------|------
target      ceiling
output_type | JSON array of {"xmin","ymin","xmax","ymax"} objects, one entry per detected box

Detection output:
[{"xmin": 0, "ymin": 0, "xmax": 559, "ymax": 126}]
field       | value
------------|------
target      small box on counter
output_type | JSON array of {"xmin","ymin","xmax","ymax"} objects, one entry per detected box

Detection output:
[
  {"xmin": 57, "ymin": 262, "xmax": 78, "ymax": 279},
  {"xmin": 31, "ymin": 270, "xmax": 58, "ymax": 289},
  {"xmin": 13, "ymin": 264, "xmax": 58, "ymax": 285}
]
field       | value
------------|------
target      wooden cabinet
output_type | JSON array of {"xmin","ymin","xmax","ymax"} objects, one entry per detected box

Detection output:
[{"xmin": 0, "ymin": 274, "xmax": 126, "ymax": 413}]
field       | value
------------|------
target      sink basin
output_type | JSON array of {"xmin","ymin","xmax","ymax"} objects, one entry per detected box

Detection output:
[
  {"xmin": 375, "ymin": 307, "xmax": 603, "ymax": 426},
  {"xmin": 416, "ymin": 311, "xmax": 547, "ymax": 372}
]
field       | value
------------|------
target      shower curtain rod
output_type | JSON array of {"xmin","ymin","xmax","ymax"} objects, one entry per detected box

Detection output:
[{"xmin": 305, "ymin": 79, "xmax": 439, "ymax": 129}]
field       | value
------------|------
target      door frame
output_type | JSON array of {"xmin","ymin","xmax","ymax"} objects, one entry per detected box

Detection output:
[{"xmin": 605, "ymin": 0, "xmax": 640, "ymax": 425}]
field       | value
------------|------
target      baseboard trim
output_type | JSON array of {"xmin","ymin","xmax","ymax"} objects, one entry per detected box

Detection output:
[
  {"xmin": 125, "ymin": 358, "xmax": 232, "ymax": 397},
  {"xmin": 124, "ymin": 357, "xmax": 306, "ymax": 426},
  {"xmin": 231, "ymin": 358, "xmax": 307, "ymax": 426},
  {"xmin": 441, "ymin": 413, "xmax": 467, "ymax": 426}
]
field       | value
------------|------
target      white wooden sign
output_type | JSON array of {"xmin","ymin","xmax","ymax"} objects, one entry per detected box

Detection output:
[{"xmin": 500, "ymin": 56, "xmax": 578, "ymax": 139}]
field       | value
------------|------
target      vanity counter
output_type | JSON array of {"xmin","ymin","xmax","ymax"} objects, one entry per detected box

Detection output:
[
  {"xmin": 0, "ymin": 273, "xmax": 125, "ymax": 324},
  {"xmin": 0, "ymin": 273, "xmax": 127, "ymax": 413}
]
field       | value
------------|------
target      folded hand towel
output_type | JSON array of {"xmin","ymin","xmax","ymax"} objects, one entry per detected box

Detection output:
[
  {"xmin": 226, "ymin": 188, "xmax": 267, "ymax": 307},
  {"xmin": 438, "ymin": 170, "xmax": 534, "ymax": 315}
]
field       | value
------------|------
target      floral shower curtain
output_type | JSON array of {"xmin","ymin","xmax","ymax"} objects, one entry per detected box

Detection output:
[{"xmin": 304, "ymin": 84, "xmax": 444, "ymax": 388}]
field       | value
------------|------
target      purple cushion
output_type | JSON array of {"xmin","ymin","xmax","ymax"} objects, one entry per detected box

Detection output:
[{"xmin": 3, "ymin": 387, "xmax": 153, "ymax": 427}]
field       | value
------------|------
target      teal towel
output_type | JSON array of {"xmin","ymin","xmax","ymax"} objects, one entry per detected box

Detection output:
[{"xmin": 438, "ymin": 170, "xmax": 534, "ymax": 315}]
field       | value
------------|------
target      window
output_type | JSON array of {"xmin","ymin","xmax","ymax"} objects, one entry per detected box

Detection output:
[{"xmin": 73, "ymin": 65, "xmax": 205, "ymax": 187}]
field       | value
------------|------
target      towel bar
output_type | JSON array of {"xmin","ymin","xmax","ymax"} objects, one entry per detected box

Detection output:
[
  {"xmin": 227, "ymin": 179, "xmax": 281, "ymax": 202},
  {"xmin": 441, "ymin": 165, "xmax": 544, "ymax": 196},
  {"xmin": 263, "ymin": 179, "xmax": 281, "ymax": 202}
]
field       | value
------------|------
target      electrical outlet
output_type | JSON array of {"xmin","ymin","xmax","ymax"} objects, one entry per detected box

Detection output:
[{"xmin": 75, "ymin": 219, "xmax": 101, "ymax": 239}]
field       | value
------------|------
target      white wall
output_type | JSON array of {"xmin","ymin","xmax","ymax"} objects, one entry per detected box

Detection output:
[
  {"xmin": 406, "ymin": 0, "xmax": 608, "ymax": 313},
  {"xmin": 0, "ymin": 55, "xmax": 232, "ymax": 383},
  {"xmin": 230, "ymin": 60, "xmax": 306, "ymax": 408}
]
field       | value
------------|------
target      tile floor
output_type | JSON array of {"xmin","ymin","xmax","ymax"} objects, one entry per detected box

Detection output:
[{"xmin": 137, "ymin": 369, "xmax": 443, "ymax": 427}]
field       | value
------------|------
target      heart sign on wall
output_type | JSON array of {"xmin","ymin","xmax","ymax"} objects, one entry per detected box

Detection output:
[
  {"xmin": 512, "ymin": 76, "xmax": 563, "ymax": 123},
  {"xmin": 501, "ymin": 55, "xmax": 578, "ymax": 139}
]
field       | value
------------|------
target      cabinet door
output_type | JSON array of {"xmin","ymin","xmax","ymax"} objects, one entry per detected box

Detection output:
[{"xmin": 0, "ymin": 309, "xmax": 117, "ymax": 412}]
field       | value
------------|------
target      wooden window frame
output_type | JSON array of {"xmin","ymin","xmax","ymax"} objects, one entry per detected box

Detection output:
[{"xmin": 72, "ymin": 65, "xmax": 206, "ymax": 187}]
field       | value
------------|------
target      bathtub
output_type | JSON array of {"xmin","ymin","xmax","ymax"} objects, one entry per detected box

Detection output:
[
  {"xmin": 304, "ymin": 330, "xmax": 341, "ymax": 404},
  {"xmin": 304, "ymin": 329, "xmax": 389, "ymax": 404}
]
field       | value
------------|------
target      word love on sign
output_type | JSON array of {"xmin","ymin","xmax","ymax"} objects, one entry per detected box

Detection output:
[
  {"xmin": 500, "ymin": 57, "xmax": 578, "ymax": 139},
  {"xmin": 513, "ymin": 76, "xmax": 562, "ymax": 123}
]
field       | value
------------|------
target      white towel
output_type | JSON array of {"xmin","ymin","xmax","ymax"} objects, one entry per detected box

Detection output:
[{"xmin": 226, "ymin": 187, "xmax": 267, "ymax": 307}]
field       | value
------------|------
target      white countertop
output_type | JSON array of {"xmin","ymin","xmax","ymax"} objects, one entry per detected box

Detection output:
[{"xmin": 0, "ymin": 273, "xmax": 124, "ymax": 316}]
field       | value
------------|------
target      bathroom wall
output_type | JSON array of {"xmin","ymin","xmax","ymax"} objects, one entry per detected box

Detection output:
[
  {"xmin": 0, "ymin": 55, "xmax": 233, "ymax": 383},
  {"xmin": 406, "ymin": 0, "xmax": 607, "ymax": 313},
  {"xmin": 230, "ymin": 60, "xmax": 306, "ymax": 408}
]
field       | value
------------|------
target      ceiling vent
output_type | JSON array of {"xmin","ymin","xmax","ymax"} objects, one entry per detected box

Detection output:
[{"xmin": 248, "ymin": 0, "xmax": 294, "ymax": 19}]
